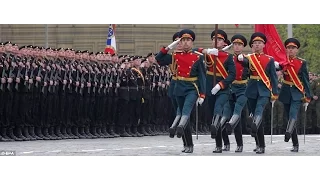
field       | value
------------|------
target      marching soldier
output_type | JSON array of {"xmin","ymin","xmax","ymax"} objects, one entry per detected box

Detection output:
[
  {"xmin": 277, "ymin": 38, "xmax": 312, "ymax": 152},
  {"xmin": 156, "ymin": 29, "xmax": 207, "ymax": 153},
  {"xmin": 224, "ymin": 34, "xmax": 250, "ymax": 152},
  {"xmin": 240, "ymin": 32, "xmax": 279, "ymax": 154},
  {"xmin": 200, "ymin": 29, "xmax": 236, "ymax": 153}
]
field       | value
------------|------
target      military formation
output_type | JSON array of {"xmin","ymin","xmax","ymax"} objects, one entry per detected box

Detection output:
[
  {"xmin": 155, "ymin": 29, "xmax": 320, "ymax": 154},
  {"xmin": 0, "ymin": 42, "xmax": 176, "ymax": 142},
  {"xmin": 1, "ymin": 31, "xmax": 320, "ymax": 155}
]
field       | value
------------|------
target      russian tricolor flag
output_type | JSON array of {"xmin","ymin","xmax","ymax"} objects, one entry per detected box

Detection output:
[{"xmin": 104, "ymin": 24, "xmax": 117, "ymax": 55}]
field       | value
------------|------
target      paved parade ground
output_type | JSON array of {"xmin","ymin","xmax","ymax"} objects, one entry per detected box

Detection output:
[{"xmin": 0, "ymin": 134, "xmax": 319, "ymax": 156}]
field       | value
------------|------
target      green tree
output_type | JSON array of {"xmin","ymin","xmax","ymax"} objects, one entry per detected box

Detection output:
[{"xmin": 275, "ymin": 24, "xmax": 320, "ymax": 74}]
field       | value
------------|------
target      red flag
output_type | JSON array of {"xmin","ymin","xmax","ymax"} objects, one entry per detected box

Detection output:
[
  {"xmin": 235, "ymin": 24, "xmax": 239, "ymax": 28},
  {"xmin": 254, "ymin": 24, "xmax": 287, "ymax": 64}
]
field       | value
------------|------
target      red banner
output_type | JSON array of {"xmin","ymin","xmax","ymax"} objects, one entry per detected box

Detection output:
[{"xmin": 254, "ymin": 24, "xmax": 287, "ymax": 64}]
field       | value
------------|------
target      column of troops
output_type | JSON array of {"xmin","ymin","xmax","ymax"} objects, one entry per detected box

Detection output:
[
  {"xmin": 0, "ymin": 40, "xmax": 319, "ymax": 145},
  {"xmin": 0, "ymin": 41, "xmax": 175, "ymax": 141}
]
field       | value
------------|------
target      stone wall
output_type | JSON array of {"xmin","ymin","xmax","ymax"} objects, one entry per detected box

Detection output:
[{"xmin": 0, "ymin": 24, "xmax": 254, "ymax": 55}]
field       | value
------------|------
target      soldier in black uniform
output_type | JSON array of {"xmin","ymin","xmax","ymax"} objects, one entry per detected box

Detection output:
[
  {"xmin": 117, "ymin": 57, "xmax": 132, "ymax": 137},
  {"xmin": 0, "ymin": 43, "xmax": 13, "ymax": 141}
]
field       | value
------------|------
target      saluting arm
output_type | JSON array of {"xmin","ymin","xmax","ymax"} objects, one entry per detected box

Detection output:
[{"xmin": 155, "ymin": 47, "xmax": 173, "ymax": 66}]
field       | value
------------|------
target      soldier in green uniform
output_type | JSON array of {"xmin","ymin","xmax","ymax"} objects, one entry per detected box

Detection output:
[
  {"xmin": 156, "ymin": 29, "xmax": 207, "ymax": 153},
  {"xmin": 277, "ymin": 38, "xmax": 312, "ymax": 152}
]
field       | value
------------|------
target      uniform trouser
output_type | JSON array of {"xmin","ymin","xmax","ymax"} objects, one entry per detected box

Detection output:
[
  {"xmin": 83, "ymin": 93, "xmax": 92, "ymax": 126},
  {"xmin": 154, "ymin": 95, "xmax": 162, "ymax": 126},
  {"xmin": 46, "ymin": 92, "xmax": 55, "ymax": 127},
  {"xmin": 39, "ymin": 93, "xmax": 48, "ymax": 127},
  {"xmin": 5, "ymin": 91, "xmax": 14, "ymax": 127},
  {"xmin": 111, "ymin": 96, "xmax": 119, "ymax": 126},
  {"xmin": 65, "ymin": 92, "xmax": 74, "ymax": 126},
  {"xmin": 59, "ymin": 92, "xmax": 67, "ymax": 126},
  {"xmin": 32, "ymin": 89, "xmax": 41, "ymax": 127},
  {"xmin": 149, "ymin": 94, "xmax": 156, "ymax": 126},
  {"xmin": 283, "ymin": 100, "xmax": 301, "ymax": 146},
  {"xmin": 117, "ymin": 98, "xmax": 129, "ymax": 126},
  {"xmin": 141, "ymin": 98, "xmax": 151, "ymax": 125},
  {"xmin": 75, "ymin": 93, "xmax": 85, "ymax": 127},
  {"xmin": 176, "ymin": 93, "xmax": 198, "ymax": 147},
  {"xmin": 94, "ymin": 93, "xmax": 104, "ymax": 127},
  {"xmin": 129, "ymin": 97, "xmax": 142, "ymax": 127},
  {"xmin": 89, "ymin": 94, "xmax": 96, "ymax": 126},
  {"xmin": 0, "ymin": 91, "xmax": 6, "ymax": 127},
  {"xmin": 247, "ymin": 96, "xmax": 269, "ymax": 148},
  {"xmin": 101, "ymin": 94, "xmax": 109, "ymax": 127},
  {"xmin": 208, "ymin": 93, "xmax": 229, "ymax": 148},
  {"xmin": 17, "ymin": 92, "xmax": 28, "ymax": 127},
  {"xmin": 272, "ymin": 100, "xmax": 284, "ymax": 129}
]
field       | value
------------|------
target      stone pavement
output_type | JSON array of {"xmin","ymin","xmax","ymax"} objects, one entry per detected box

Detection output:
[{"xmin": 1, "ymin": 134, "xmax": 319, "ymax": 156}]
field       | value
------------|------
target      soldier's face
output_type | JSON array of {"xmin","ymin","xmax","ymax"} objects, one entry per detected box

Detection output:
[
  {"xmin": 252, "ymin": 41, "xmax": 265, "ymax": 52},
  {"xmin": 233, "ymin": 42, "xmax": 244, "ymax": 53},
  {"xmin": 181, "ymin": 38, "xmax": 193, "ymax": 50},
  {"xmin": 5, "ymin": 44, "xmax": 12, "ymax": 52},
  {"xmin": 0, "ymin": 45, "xmax": 4, "ymax": 52},
  {"xmin": 212, "ymin": 38, "xmax": 225, "ymax": 49},
  {"xmin": 286, "ymin": 46, "xmax": 298, "ymax": 57}
]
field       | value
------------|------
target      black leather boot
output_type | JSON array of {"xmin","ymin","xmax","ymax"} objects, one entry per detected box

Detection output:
[
  {"xmin": 211, "ymin": 114, "xmax": 221, "ymax": 139},
  {"xmin": 72, "ymin": 126, "xmax": 86, "ymax": 139},
  {"xmin": 285, "ymin": 119, "xmax": 296, "ymax": 142},
  {"xmin": 176, "ymin": 115, "xmax": 189, "ymax": 138},
  {"xmin": 22, "ymin": 126, "xmax": 36, "ymax": 141},
  {"xmin": 146, "ymin": 125, "xmax": 156, "ymax": 136},
  {"xmin": 222, "ymin": 144, "xmax": 230, "ymax": 151},
  {"xmin": 108, "ymin": 125, "xmax": 120, "ymax": 137},
  {"xmin": 35, "ymin": 127, "xmax": 49, "ymax": 140},
  {"xmin": 77, "ymin": 127, "xmax": 89, "ymax": 139},
  {"xmin": 139, "ymin": 125, "xmax": 151, "ymax": 136},
  {"xmin": 184, "ymin": 146, "xmax": 194, "ymax": 153},
  {"xmin": 8, "ymin": 127, "xmax": 23, "ymax": 141},
  {"xmin": 290, "ymin": 146, "xmax": 299, "ymax": 152},
  {"xmin": 226, "ymin": 114, "xmax": 240, "ymax": 135},
  {"xmin": 29, "ymin": 126, "xmax": 42, "ymax": 140},
  {"xmin": 49, "ymin": 126, "xmax": 62, "ymax": 140},
  {"xmin": 256, "ymin": 147, "xmax": 265, "ymax": 154},
  {"xmin": 91, "ymin": 127, "xmax": 102, "ymax": 138},
  {"xmin": 60, "ymin": 126, "xmax": 71, "ymax": 139},
  {"xmin": 251, "ymin": 115, "xmax": 262, "ymax": 136},
  {"xmin": 101, "ymin": 126, "xmax": 114, "ymax": 138},
  {"xmin": 132, "ymin": 126, "xmax": 144, "ymax": 137},
  {"xmin": 55, "ymin": 126, "xmax": 67, "ymax": 139},
  {"xmin": 85, "ymin": 126, "xmax": 97, "ymax": 138},
  {"xmin": 1, "ymin": 127, "xmax": 14, "ymax": 141},
  {"xmin": 169, "ymin": 115, "xmax": 181, "ymax": 138},
  {"xmin": 42, "ymin": 127, "xmax": 55, "ymax": 140},
  {"xmin": 253, "ymin": 145, "xmax": 259, "ymax": 152},
  {"xmin": 16, "ymin": 126, "xmax": 29, "ymax": 141},
  {"xmin": 235, "ymin": 146, "xmax": 243, "ymax": 153},
  {"xmin": 119, "ymin": 126, "xmax": 131, "ymax": 137},
  {"xmin": 213, "ymin": 147, "xmax": 222, "ymax": 153}
]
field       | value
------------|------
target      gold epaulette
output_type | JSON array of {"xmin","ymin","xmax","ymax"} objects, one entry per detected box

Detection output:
[{"xmin": 297, "ymin": 57, "xmax": 306, "ymax": 61}]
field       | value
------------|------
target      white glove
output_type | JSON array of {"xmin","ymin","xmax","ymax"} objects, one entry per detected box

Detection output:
[
  {"xmin": 206, "ymin": 48, "xmax": 218, "ymax": 56},
  {"xmin": 211, "ymin": 84, "xmax": 221, "ymax": 95},
  {"xmin": 303, "ymin": 103, "xmax": 309, "ymax": 111},
  {"xmin": 197, "ymin": 98, "xmax": 204, "ymax": 105},
  {"xmin": 167, "ymin": 38, "xmax": 181, "ymax": 49},
  {"xmin": 274, "ymin": 61, "xmax": 280, "ymax": 69},
  {"xmin": 238, "ymin": 54, "xmax": 244, "ymax": 61}
]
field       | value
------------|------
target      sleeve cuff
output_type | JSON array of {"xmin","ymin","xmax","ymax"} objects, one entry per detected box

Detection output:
[
  {"xmin": 160, "ymin": 47, "xmax": 169, "ymax": 54},
  {"xmin": 199, "ymin": 93, "xmax": 205, "ymax": 99},
  {"xmin": 218, "ymin": 82, "xmax": 225, "ymax": 89}
]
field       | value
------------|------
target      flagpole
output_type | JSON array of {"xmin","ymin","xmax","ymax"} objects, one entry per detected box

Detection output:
[{"xmin": 287, "ymin": 24, "xmax": 293, "ymax": 38}]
